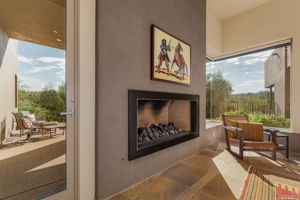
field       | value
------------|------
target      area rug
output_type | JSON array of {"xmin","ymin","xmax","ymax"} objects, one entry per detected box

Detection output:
[{"xmin": 239, "ymin": 166, "xmax": 300, "ymax": 200}]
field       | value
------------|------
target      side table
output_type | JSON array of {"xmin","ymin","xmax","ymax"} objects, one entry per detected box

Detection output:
[{"xmin": 264, "ymin": 132, "xmax": 289, "ymax": 159}]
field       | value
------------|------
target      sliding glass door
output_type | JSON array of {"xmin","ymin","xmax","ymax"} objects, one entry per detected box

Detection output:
[{"xmin": 0, "ymin": 0, "xmax": 75, "ymax": 199}]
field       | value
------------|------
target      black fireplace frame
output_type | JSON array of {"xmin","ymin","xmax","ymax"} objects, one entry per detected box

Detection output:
[{"xmin": 128, "ymin": 90, "xmax": 199, "ymax": 160}]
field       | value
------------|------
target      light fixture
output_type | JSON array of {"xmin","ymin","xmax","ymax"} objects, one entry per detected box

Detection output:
[
  {"xmin": 53, "ymin": 30, "xmax": 59, "ymax": 34},
  {"xmin": 56, "ymin": 38, "xmax": 62, "ymax": 42}
]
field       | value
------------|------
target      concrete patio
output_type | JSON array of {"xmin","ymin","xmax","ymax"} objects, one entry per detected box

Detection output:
[{"xmin": 0, "ymin": 132, "xmax": 66, "ymax": 200}]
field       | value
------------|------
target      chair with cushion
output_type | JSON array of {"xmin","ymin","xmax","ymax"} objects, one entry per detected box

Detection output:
[
  {"xmin": 20, "ymin": 111, "xmax": 58, "ymax": 136},
  {"xmin": 12, "ymin": 112, "xmax": 37, "ymax": 139},
  {"xmin": 222, "ymin": 114, "xmax": 279, "ymax": 160}
]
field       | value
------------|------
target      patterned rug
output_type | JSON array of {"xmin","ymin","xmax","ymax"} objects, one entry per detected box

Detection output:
[{"xmin": 240, "ymin": 166, "xmax": 300, "ymax": 200}]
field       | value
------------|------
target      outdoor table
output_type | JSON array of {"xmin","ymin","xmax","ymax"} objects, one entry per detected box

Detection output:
[
  {"xmin": 43, "ymin": 123, "xmax": 66, "ymax": 138},
  {"xmin": 264, "ymin": 131, "xmax": 289, "ymax": 159},
  {"xmin": 34, "ymin": 121, "xmax": 58, "ymax": 135}
]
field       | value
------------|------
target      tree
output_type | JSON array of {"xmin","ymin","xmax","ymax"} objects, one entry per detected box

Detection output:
[
  {"xmin": 38, "ymin": 84, "xmax": 66, "ymax": 121},
  {"xmin": 206, "ymin": 72, "xmax": 233, "ymax": 118}
]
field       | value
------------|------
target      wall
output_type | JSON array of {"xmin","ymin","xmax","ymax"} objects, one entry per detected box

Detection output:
[
  {"xmin": 264, "ymin": 48, "xmax": 288, "ymax": 116},
  {"xmin": 0, "ymin": 25, "xmax": 18, "ymax": 144},
  {"xmin": 222, "ymin": 0, "xmax": 300, "ymax": 132},
  {"xmin": 97, "ymin": 0, "xmax": 207, "ymax": 199},
  {"xmin": 206, "ymin": 9, "xmax": 222, "ymax": 57}
]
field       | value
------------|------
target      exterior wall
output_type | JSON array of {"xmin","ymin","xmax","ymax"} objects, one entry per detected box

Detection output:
[
  {"xmin": 205, "ymin": 121, "xmax": 224, "ymax": 144},
  {"xmin": 222, "ymin": 0, "xmax": 300, "ymax": 132},
  {"xmin": 287, "ymin": 132, "xmax": 300, "ymax": 152},
  {"xmin": 264, "ymin": 48, "xmax": 289, "ymax": 116},
  {"xmin": 96, "ymin": 0, "xmax": 207, "ymax": 199},
  {"xmin": 0, "ymin": 25, "xmax": 18, "ymax": 144}
]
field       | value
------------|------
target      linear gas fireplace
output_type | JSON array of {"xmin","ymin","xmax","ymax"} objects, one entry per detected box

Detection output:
[{"xmin": 128, "ymin": 90, "xmax": 199, "ymax": 160}]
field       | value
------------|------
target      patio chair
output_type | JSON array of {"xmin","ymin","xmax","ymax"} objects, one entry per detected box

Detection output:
[
  {"xmin": 12, "ymin": 112, "xmax": 37, "ymax": 139},
  {"xmin": 20, "ymin": 111, "xmax": 58, "ymax": 135},
  {"xmin": 222, "ymin": 114, "xmax": 279, "ymax": 160}
]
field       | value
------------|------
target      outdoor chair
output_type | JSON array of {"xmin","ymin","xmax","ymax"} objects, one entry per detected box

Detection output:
[
  {"xmin": 12, "ymin": 112, "xmax": 37, "ymax": 139},
  {"xmin": 20, "ymin": 111, "xmax": 58, "ymax": 136},
  {"xmin": 222, "ymin": 114, "xmax": 279, "ymax": 160}
]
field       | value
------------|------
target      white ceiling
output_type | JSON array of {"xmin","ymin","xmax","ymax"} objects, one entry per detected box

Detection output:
[{"xmin": 207, "ymin": 0, "xmax": 273, "ymax": 21}]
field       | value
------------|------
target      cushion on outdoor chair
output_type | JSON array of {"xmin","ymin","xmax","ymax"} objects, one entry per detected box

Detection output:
[
  {"xmin": 21, "ymin": 111, "xmax": 30, "ymax": 117},
  {"xmin": 237, "ymin": 121, "xmax": 264, "ymax": 141},
  {"xmin": 27, "ymin": 114, "xmax": 37, "ymax": 122},
  {"xmin": 21, "ymin": 111, "xmax": 37, "ymax": 122},
  {"xmin": 22, "ymin": 118, "xmax": 33, "ymax": 129},
  {"xmin": 227, "ymin": 119, "xmax": 249, "ymax": 139}
]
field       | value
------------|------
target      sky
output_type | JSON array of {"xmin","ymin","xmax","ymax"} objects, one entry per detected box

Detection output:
[
  {"xmin": 206, "ymin": 49, "xmax": 274, "ymax": 94},
  {"xmin": 18, "ymin": 41, "xmax": 66, "ymax": 91}
]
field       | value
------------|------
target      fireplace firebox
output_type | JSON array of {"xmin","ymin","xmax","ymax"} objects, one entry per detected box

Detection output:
[{"xmin": 128, "ymin": 90, "xmax": 199, "ymax": 160}]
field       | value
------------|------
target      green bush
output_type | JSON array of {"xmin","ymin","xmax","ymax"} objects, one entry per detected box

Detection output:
[
  {"xmin": 18, "ymin": 84, "xmax": 66, "ymax": 122},
  {"xmin": 222, "ymin": 110, "xmax": 290, "ymax": 129},
  {"xmin": 222, "ymin": 110, "xmax": 246, "ymax": 116},
  {"xmin": 249, "ymin": 114, "xmax": 290, "ymax": 129}
]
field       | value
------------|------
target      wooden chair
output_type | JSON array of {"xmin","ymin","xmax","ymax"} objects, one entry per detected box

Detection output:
[
  {"xmin": 222, "ymin": 114, "xmax": 279, "ymax": 160},
  {"xmin": 12, "ymin": 112, "xmax": 25, "ymax": 137}
]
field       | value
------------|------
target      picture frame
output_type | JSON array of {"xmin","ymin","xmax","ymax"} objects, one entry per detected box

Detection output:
[{"xmin": 151, "ymin": 25, "xmax": 191, "ymax": 86}]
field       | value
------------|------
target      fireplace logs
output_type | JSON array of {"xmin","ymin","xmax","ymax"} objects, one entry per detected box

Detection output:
[{"xmin": 138, "ymin": 123, "xmax": 183, "ymax": 144}]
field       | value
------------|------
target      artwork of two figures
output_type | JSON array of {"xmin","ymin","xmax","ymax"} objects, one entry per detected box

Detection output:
[{"xmin": 151, "ymin": 25, "xmax": 191, "ymax": 85}]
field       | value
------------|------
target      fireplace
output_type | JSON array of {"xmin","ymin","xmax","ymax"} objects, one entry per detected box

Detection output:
[{"xmin": 128, "ymin": 90, "xmax": 199, "ymax": 160}]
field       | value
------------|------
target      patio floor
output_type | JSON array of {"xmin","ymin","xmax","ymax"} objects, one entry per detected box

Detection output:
[
  {"xmin": 0, "ymin": 131, "xmax": 66, "ymax": 200},
  {"xmin": 109, "ymin": 143, "xmax": 300, "ymax": 200}
]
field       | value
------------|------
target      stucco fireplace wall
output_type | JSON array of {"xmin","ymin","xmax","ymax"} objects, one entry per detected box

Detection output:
[{"xmin": 96, "ymin": 0, "xmax": 208, "ymax": 199}]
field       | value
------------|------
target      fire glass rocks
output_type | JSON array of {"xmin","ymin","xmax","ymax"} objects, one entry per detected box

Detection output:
[{"xmin": 138, "ymin": 122, "xmax": 183, "ymax": 144}]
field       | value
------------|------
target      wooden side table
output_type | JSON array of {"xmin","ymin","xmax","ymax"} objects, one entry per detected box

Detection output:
[{"xmin": 264, "ymin": 132, "xmax": 289, "ymax": 159}]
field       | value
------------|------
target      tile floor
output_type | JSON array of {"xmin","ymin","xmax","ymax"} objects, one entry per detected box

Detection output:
[{"xmin": 108, "ymin": 143, "xmax": 300, "ymax": 200}]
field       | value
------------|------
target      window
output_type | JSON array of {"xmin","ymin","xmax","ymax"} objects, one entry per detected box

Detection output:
[{"xmin": 206, "ymin": 46, "xmax": 291, "ymax": 129}]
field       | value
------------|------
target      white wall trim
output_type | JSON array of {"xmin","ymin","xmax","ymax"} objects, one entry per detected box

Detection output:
[{"xmin": 77, "ymin": 0, "xmax": 96, "ymax": 199}]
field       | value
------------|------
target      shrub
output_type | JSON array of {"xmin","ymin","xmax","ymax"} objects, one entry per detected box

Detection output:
[
  {"xmin": 223, "ymin": 110, "xmax": 246, "ymax": 115},
  {"xmin": 18, "ymin": 84, "xmax": 66, "ymax": 122},
  {"xmin": 249, "ymin": 114, "xmax": 290, "ymax": 129},
  {"xmin": 222, "ymin": 110, "xmax": 290, "ymax": 129}
]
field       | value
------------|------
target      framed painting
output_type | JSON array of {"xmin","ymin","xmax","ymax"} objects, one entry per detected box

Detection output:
[{"xmin": 151, "ymin": 25, "xmax": 191, "ymax": 86}]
